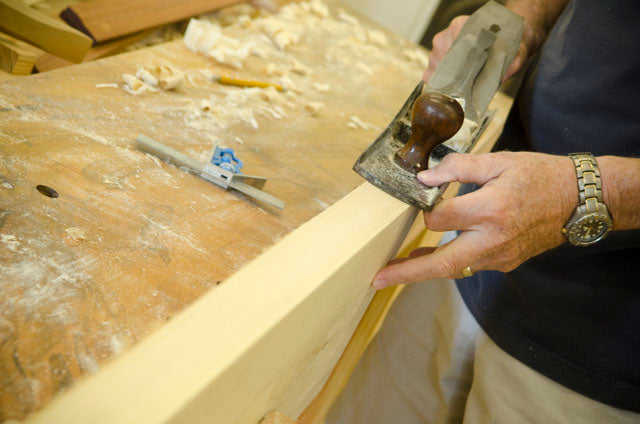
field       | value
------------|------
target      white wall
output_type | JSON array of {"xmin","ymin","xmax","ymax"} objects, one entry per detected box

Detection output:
[{"xmin": 341, "ymin": 0, "xmax": 441, "ymax": 43}]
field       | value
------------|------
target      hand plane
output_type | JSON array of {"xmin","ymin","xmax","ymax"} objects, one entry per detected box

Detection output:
[{"xmin": 353, "ymin": 1, "xmax": 523, "ymax": 210}]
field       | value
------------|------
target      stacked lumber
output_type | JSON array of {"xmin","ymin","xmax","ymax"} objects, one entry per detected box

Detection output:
[
  {"xmin": 60, "ymin": 0, "xmax": 243, "ymax": 42},
  {"xmin": 0, "ymin": 31, "xmax": 44, "ymax": 74},
  {"xmin": 0, "ymin": 0, "xmax": 248, "ymax": 73},
  {"xmin": 0, "ymin": 0, "xmax": 92, "ymax": 62}
]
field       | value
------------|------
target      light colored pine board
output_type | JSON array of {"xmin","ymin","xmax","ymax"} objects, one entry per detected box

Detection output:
[
  {"xmin": 0, "ymin": 0, "xmax": 92, "ymax": 62},
  {"xmin": 27, "ymin": 182, "xmax": 418, "ymax": 423},
  {"xmin": 261, "ymin": 410, "xmax": 297, "ymax": 424},
  {"xmin": 0, "ymin": 30, "xmax": 45, "ymax": 74},
  {"xmin": 60, "ymin": 0, "xmax": 243, "ymax": 43},
  {"xmin": 298, "ymin": 90, "xmax": 519, "ymax": 424}
]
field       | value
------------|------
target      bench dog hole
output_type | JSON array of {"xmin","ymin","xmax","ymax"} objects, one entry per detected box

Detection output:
[{"xmin": 36, "ymin": 185, "xmax": 59, "ymax": 198}]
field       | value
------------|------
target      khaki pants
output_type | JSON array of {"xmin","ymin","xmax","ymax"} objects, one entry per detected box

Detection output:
[{"xmin": 327, "ymin": 278, "xmax": 639, "ymax": 424}]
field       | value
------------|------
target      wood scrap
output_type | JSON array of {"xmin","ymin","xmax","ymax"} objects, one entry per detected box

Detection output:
[
  {"xmin": 0, "ymin": 0, "xmax": 91, "ymax": 62},
  {"xmin": 29, "ymin": 0, "xmax": 83, "ymax": 17},
  {"xmin": 33, "ymin": 52, "xmax": 72, "ymax": 72},
  {"xmin": 33, "ymin": 29, "xmax": 155, "ymax": 72},
  {"xmin": 0, "ymin": 30, "xmax": 44, "ymax": 74},
  {"xmin": 60, "ymin": 0, "xmax": 243, "ymax": 43},
  {"xmin": 85, "ymin": 28, "xmax": 156, "ymax": 60}
]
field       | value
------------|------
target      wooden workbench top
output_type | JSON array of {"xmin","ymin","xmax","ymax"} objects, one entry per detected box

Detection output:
[{"xmin": 0, "ymin": 3, "xmax": 427, "ymax": 419}]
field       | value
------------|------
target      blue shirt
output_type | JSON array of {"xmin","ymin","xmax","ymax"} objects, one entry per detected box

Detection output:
[{"xmin": 457, "ymin": 0, "xmax": 640, "ymax": 411}]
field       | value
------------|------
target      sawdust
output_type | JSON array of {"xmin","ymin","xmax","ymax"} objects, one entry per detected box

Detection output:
[
  {"xmin": 347, "ymin": 115, "xmax": 380, "ymax": 131},
  {"xmin": 64, "ymin": 227, "xmax": 87, "ymax": 241},
  {"xmin": 1, "ymin": 233, "xmax": 20, "ymax": 252},
  {"xmin": 110, "ymin": 0, "xmax": 425, "ymax": 139}
]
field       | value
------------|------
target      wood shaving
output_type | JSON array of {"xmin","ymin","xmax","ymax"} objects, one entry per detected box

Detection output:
[
  {"xmin": 151, "ymin": 65, "xmax": 184, "ymax": 90},
  {"xmin": 122, "ymin": 73, "xmax": 157, "ymax": 95},
  {"xmin": 279, "ymin": 76, "xmax": 301, "ymax": 93},
  {"xmin": 95, "ymin": 83, "xmax": 119, "ymax": 88},
  {"xmin": 184, "ymin": 19, "xmax": 252, "ymax": 68},
  {"xmin": 309, "ymin": 0, "xmax": 330, "ymax": 18},
  {"xmin": 200, "ymin": 99, "xmax": 212, "ymax": 112},
  {"xmin": 304, "ymin": 101, "xmax": 325, "ymax": 116},
  {"xmin": 368, "ymin": 29, "xmax": 388, "ymax": 47},
  {"xmin": 159, "ymin": 74, "xmax": 184, "ymax": 90},
  {"xmin": 259, "ymin": 86, "xmax": 280, "ymax": 101},
  {"xmin": 136, "ymin": 68, "xmax": 158, "ymax": 87},
  {"xmin": 347, "ymin": 115, "xmax": 379, "ymax": 131},
  {"xmin": 265, "ymin": 62, "xmax": 285, "ymax": 76},
  {"xmin": 337, "ymin": 10, "xmax": 359, "ymax": 25},
  {"xmin": 257, "ymin": 15, "xmax": 304, "ymax": 50},
  {"xmin": 155, "ymin": 65, "xmax": 176, "ymax": 80},
  {"xmin": 122, "ymin": 73, "xmax": 143, "ymax": 91},
  {"xmin": 290, "ymin": 59, "xmax": 308, "ymax": 75},
  {"xmin": 122, "ymin": 66, "xmax": 183, "ymax": 94},
  {"xmin": 312, "ymin": 83, "xmax": 330, "ymax": 92},
  {"xmin": 403, "ymin": 48, "xmax": 429, "ymax": 68}
]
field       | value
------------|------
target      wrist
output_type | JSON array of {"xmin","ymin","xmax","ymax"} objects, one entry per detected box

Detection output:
[
  {"xmin": 563, "ymin": 154, "xmax": 613, "ymax": 246},
  {"xmin": 561, "ymin": 155, "xmax": 579, "ymax": 223},
  {"xmin": 505, "ymin": 0, "xmax": 570, "ymax": 54}
]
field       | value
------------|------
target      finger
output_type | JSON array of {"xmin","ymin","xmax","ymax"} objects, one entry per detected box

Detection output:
[
  {"xmin": 423, "ymin": 60, "xmax": 438, "ymax": 83},
  {"xmin": 423, "ymin": 16, "xmax": 469, "ymax": 83},
  {"xmin": 423, "ymin": 189, "xmax": 488, "ymax": 232},
  {"xmin": 372, "ymin": 231, "xmax": 481, "ymax": 288},
  {"xmin": 408, "ymin": 246, "xmax": 437, "ymax": 258},
  {"xmin": 502, "ymin": 42, "xmax": 529, "ymax": 82},
  {"xmin": 417, "ymin": 153, "xmax": 506, "ymax": 187}
]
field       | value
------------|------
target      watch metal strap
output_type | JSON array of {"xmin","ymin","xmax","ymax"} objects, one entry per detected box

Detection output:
[{"xmin": 568, "ymin": 153, "xmax": 603, "ymax": 214}]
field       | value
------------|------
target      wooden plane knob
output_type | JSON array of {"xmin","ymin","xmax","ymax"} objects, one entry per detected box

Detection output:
[{"xmin": 394, "ymin": 92, "xmax": 464, "ymax": 173}]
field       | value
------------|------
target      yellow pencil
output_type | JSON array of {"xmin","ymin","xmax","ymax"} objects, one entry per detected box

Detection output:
[{"xmin": 214, "ymin": 75, "xmax": 284, "ymax": 91}]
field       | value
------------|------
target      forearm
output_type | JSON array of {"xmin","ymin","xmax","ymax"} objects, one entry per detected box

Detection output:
[
  {"xmin": 598, "ymin": 156, "xmax": 640, "ymax": 230},
  {"xmin": 505, "ymin": 0, "xmax": 570, "ymax": 54}
]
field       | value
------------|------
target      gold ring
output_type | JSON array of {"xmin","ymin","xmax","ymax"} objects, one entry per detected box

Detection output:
[{"xmin": 462, "ymin": 266, "xmax": 474, "ymax": 278}]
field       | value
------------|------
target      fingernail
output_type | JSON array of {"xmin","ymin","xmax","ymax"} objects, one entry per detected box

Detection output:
[{"xmin": 371, "ymin": 278, "xmax": 386, "ymax": 289}]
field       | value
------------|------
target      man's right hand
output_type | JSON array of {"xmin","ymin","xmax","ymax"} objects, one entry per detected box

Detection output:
[{"xmin": 422, "ymin": 15, "xmax": 529, "ymax": 84}]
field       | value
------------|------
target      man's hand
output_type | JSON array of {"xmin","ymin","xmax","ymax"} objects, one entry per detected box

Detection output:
[
  {"xmin": 372, "ymin": 152, "xmax": 578, "ymax": 289},
  {"xmin": 422, "ymin": 15, "xmax": 529, "ymax": 84}
]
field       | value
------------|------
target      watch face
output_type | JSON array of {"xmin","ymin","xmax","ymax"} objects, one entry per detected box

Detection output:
[{"xmin": 567, "ymin": 213, "xmax": 612, "ymax": 246}]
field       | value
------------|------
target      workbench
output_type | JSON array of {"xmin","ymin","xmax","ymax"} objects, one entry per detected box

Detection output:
[{"xmin": 0, "ymin": 2, "xmax": 513, "ymax": 422}]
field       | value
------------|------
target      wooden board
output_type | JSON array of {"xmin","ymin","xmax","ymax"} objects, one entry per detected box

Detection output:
[
  {"xmin": 0, "ymin": 0, "xmax": 92, "ymax": 62},
  {"xmin": 0, "ymin": 31, "xmax": 45, "ymax": 74},
  {"xmin": 60, "ymin": 0, "xmax": 242, "ymax": 42},
  {"xmin": 33, "ymin": 29, "xmax": 156, "ymax": 73},
  {"xmin": 0, "ymin": 3, "xmax": 431, "ymax": 420},
  {"xmin": 298, "ymin": 89, "xmax": 519, "ymax": 424}
]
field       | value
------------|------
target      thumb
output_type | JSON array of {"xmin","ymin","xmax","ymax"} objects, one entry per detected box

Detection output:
[{"xmin": 417, "ymin": 153, "xmax": 504, "ymax": 187}]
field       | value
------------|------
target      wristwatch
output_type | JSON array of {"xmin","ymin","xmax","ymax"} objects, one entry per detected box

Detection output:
[{"xmin": 563, "ymin": 153, "xmax": 613, "ymax": 246}]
